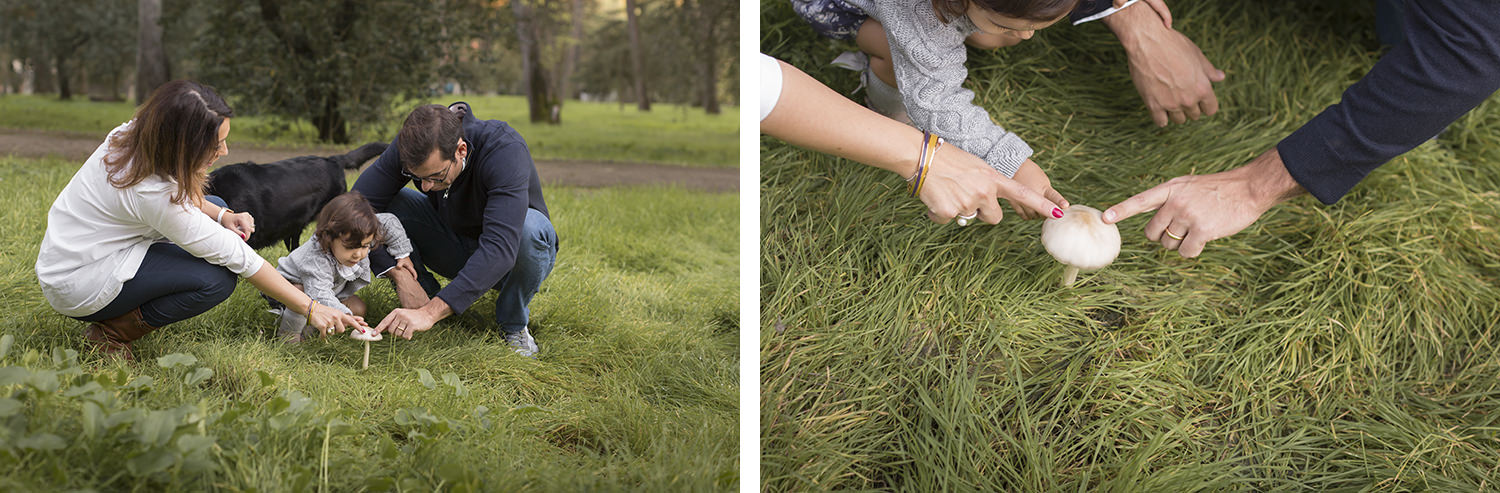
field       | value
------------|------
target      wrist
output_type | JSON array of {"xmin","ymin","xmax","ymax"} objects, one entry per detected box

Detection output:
[
  {"xmin": 1101, "ymin": 1, "xmax": 1153, "ymax": 48},
  {"xmin": 1240, "ymin": 149, "xmax": 1305, "ymax": 208},
  {"xmin": 419, "ymin": 296, "xmax": 451, "ymax": 321},
  {"xmin": 216, "ymin": 208, "xmax": 233, "ymax": 225}
]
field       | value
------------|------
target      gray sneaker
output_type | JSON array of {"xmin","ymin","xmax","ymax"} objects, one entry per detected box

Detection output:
[{"xmin": 504, "ymin": 327, "xmax": 539, "ymax": 358}]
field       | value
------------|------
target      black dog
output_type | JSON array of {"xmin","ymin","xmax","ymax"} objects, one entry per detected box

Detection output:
[{"xmin": 206, "ymin": 142, "xmax": 387, "ymax": 250}]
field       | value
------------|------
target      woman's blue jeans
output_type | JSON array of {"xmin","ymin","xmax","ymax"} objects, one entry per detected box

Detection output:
[{"xmin": 79, "ymin": 196, "xmax": 238, "ymax": 327}]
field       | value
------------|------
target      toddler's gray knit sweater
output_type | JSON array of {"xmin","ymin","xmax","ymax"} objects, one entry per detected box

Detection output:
[
  {"xmin": 844, "ymin": 0, "xmax": 1032, "ymax": 177},
  {"xmin": 275, "ymin": 213, "xmax": 413, "ymax": 315}
]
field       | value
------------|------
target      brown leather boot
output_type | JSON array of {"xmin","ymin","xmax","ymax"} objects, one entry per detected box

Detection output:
[{"xmin": 82, "ymin": 308, "xmax": 159, "ymax": 361}]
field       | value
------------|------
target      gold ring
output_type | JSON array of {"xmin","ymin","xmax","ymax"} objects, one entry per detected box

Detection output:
[{"xmin": 1165, "ymin": 229, "xmax": 1185, "ymax": 241}]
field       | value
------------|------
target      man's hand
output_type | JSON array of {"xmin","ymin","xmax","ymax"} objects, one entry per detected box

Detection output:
[
  {"xmin": 1103, "ymin": 0, "xmax": 1225, "ymax": 127},
  {"xmin": 1102, "ymin": 149, "xmax": 1305, "ymax": 258},
  {"xmin": 375, "ymin": 308, "xmax": 436, "ymax": 340},
  {"xmin": 386, "ymin": 258, "xmax": 431, "ymax": 309},
  {"xmin": 375, "ymin": 297, "xmax": 452, "ymax": 340},
  {"xmin": 1007, "ymin": 159, "xmax": 1070, "ymax": 220},
  {"xmin": 393, "ymin": 257, "xmax": 420, "ymax": 282}
]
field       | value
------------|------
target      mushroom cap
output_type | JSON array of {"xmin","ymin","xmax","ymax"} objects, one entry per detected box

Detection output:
[
  {"xmin": 349, "ymin": 325, "xmax": 383, "ymax": 342},
  {"xmin": 1041, "ymin": 205, "xmax": 1121, "ymax": 271}
]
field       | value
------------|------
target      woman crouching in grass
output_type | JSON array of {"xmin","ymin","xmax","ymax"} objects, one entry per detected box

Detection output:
[
  {"xmin": 269, "ymin": 192, "xmax": 427, "ymax": 343},
  {"xmin": 34, "ymin": 80, "xmax": 365, "ymax": 362}
]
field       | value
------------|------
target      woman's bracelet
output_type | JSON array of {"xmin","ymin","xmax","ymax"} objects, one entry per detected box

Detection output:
[
  {"xmin": 907, "ymin": 132, "xmax": 942, "ymax": 197},
  {"xmin": 305, "ymin": 299, "xmax": 317, "ymax": 318},
  {"xmin": 216, "ymin": 207, "xmax": 233, "ymax": 225}
]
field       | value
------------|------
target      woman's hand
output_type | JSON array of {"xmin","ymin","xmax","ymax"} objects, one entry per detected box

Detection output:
[
  {"xmin": 1008, "ymin": 160, "xmax": 1070, "ymax": 220},
  {"xmin": 920, "ymin": 148, "xmax": 1064, "ymax": 225},
  {"xmin": 221, "ymin": 211, "xmax": 255, "ymax": 241},
  {"xmin": 307, "ymin": 303, "xmax": 364, "ymax": 338}
]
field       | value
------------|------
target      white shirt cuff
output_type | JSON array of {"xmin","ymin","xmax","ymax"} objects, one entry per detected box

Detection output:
[{"xmin": 1072, "ymin": 0, "xmax": 1141, "ymax": 25}]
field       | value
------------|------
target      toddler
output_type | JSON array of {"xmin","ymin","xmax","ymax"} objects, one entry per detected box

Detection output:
[{"xmin": 270, "ymin": 192, "xmax": 427, "ymax": 341}]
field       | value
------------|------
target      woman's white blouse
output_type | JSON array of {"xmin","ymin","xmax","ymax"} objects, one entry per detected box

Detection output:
[{"xmin": 35, "ymin": 122, "xmax": 264, "ymax": 317}]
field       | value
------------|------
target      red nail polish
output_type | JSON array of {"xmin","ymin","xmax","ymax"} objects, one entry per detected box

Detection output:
[{"xmin": 1052, "ymin": 208, "xmax": 1064, "ymax": 219}]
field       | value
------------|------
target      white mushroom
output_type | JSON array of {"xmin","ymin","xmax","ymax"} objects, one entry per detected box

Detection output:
[
  {"xmin": 349, "ymin": 325, "xmax": 382, "ymax": 369},
  {"xmin": 1041, "ymin": 205, "xmax": 1121, "ymax": 287}
]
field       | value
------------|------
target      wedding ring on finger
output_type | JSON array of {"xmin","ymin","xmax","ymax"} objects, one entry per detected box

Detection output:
[
  {"xmin": 956, "ymin": 212, "xmax": 978, "ymax": 227},
  {"xmin": 1165, "ymin": 229, "xmax": 1185, "ymax": 241}
]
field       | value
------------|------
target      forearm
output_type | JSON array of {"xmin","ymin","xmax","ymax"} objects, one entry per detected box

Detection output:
[
  {"xmin": 1275, "ymin": 0, "xmax": 1500, "ymax": 204},
  {"xmin": 247, "ymin": 264, "xmax": 315, "ymax": 315},
  {"xmin": 1099, "ymin": 0, "xmax": 1160, "ymax": 50},
  {"xmin": 421, "ymin": 295, "xmax": 454, "ymax": 323},
  {"xmin": 762, "ymin": 60, "xmax": 922, "ymax": 177},
  {"xmin": 195, "ymin": 197, "xmax": 227, "ymax": 220},
  {"xmin": 1235, "ymin": 149, "xmax": 1306, "ymax": 208}
]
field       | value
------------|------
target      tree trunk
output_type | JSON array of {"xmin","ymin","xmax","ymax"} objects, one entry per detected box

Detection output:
[
  {"xmin": 625, "ymin": 0, "xmax": 649, "ymax": 111},
  {"xmin": 33, "ymin": 52, "xmax": 56, "ymax": 95},
  {"xmin": 312, "ymin": 92, "xmax": 349, "ymax": 144},
  {"xmin": 697, "ymin": 0, "xmax": 720, "ymax": 115},
  {"xmin": 560, "ymin": 0, "xmax": 584, "ymax": 101},
  {"xmin": 513, "ymin": 0, "xmax": 556, "ymax": 124},
  {"xmin": 136, "ymin": 0, "xmax": 170, "ymax": 104},
  {"xmin": 55, "ymin": 55, "xmax": 73, "ymax": 100}
]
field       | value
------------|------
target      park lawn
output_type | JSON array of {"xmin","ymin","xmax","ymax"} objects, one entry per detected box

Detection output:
[
  {"xmin": 0, "ymin": 156, "xmax": 738, "ymax": 491},
  {"xmin": 762, "ymin": 0, "xmax": 1500, "ymax": 490},
  {"xmin": 0, "ymin": 94, "xmax": 738, "ymax": 168}
]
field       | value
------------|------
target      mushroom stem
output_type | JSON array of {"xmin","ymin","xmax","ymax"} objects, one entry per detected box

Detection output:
[
  {"xmin": 362, "ymin": 341, "xmax": 370, "ymax": 369},
  {"xmin": 1061, "ymin": 265, "xmax": 1079, "ymax": 287}
]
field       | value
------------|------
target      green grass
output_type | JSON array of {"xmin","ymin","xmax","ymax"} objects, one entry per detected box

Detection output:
[
  {"xmin": 0, "ymin": 157, "xmax": 738, "ymax": 490},
  {"xmin": 762, "ymin": 0, "xmax": 1500, "ymax": 490},
  {"xmin": 0, "ymin": 94, "xmax": 739, "ymax": 167}
]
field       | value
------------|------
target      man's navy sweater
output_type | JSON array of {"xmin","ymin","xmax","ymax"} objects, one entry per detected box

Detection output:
[
  {"xmin": 1278, "ymin": 0, "xmax": 1500, "ymax": 204},
  {"xmin": 352, "ymin": 103, "xmax": 550, "ymax": 314}
]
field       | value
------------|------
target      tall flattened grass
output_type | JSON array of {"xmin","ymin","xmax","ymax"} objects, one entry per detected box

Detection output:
[
  {"xmin": 762, "ymin": 0, "xmax": 1500, "ymax": 489},
  {"xmin": 0, "ymin": 157, "xmax": 737, "ymax": 490},
  {"xmin": 0, "ymin": 94, "xmax": 739, "ymax": 167}
]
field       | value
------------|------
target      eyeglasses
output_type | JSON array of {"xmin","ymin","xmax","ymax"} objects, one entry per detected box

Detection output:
[{"xmin": 401, "ymin": 160, "xmax": 454, "ymax": 186}]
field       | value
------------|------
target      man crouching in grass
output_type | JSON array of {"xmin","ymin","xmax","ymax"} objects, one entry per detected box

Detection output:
[{"xmin": 352, "ymin": 102, "xmax": 558, "ymax": 357}]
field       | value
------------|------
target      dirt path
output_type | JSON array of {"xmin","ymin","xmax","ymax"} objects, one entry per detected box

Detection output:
[{"xmin": 0, "ymin": 128, "xmax": 738, "ymax": 193}]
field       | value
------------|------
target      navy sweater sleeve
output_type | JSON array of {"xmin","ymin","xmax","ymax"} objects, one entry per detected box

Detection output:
[
  {"xmin": 350, "ymin": 140, "xmax": 407, "ymax": 212},
  {"xmin": 435, "ymin": 136, "xmax": 534, "ymax": 314},
  {"xmin": 1277, "ymin": 0, "xmax": 1500, "ymax": 205}
]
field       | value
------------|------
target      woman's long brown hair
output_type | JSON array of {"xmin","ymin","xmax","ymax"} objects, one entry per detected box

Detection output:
[{"xmin": 103, "ymin": 80, "xmax": 234, "ymax": 205}]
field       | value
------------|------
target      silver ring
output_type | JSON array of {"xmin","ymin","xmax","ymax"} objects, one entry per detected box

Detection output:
[{"xmin": 956, "ymin": 212, "xmax": 977, "ymax": 227}]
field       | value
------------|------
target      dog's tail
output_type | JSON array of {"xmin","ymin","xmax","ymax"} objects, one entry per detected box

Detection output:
[{"xmin": 334, "ymin": 142, "xmax": 389, "ymax": 170}]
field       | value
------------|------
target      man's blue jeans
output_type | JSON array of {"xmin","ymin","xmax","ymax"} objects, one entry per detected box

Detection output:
[{"xmin": 384, "ymin": 188, "xmax": 557, "ymax": 334}]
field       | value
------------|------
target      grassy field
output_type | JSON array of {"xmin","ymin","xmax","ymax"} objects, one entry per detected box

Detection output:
[
  {"xmin": 762, "ymin": 0, "xmax": 1500, "ymax": 490},
  {"xmin": 0, "ymin": 157, "xmax": 738, "ymax": 490},
  {"xmin": 0, "ymin": 94, "xmax": 739, "ymax": 167}
]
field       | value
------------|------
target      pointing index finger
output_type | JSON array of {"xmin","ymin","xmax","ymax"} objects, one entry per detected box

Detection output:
[{"xmin": 1103, "ymin": 181, "xmax": 1173, "ymax": 224}]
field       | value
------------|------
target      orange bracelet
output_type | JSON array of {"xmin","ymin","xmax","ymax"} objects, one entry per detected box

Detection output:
[{"xmin": 908, "ymin": 132, "xmax": 941, "ymax": 197}]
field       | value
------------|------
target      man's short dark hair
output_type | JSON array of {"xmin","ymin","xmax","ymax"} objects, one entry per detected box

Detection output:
[{"xmin": 397, "ymin": 104, "xmax": 464, "ymax": 171}]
